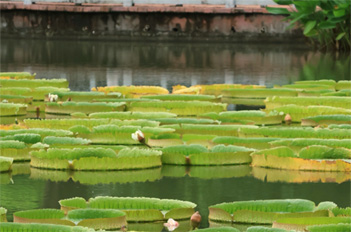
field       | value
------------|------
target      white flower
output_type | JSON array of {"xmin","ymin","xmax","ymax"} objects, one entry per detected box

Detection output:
[
  {"xmin": 163, "ymin": 218, "xmax": 179, "ymax": 231},
  {"xmin": 2, "ymin": 99, "xmax": 8, "ymax": 103},
  {"xmin": 48, "ymin": 93, "xmax": 58, "ymax": 102},
  {"xmin": 131, "ymin": 129, "xmax": 144, "ymax": 142}
]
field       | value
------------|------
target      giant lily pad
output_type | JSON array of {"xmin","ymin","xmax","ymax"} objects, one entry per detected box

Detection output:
[
  {"xmin": 67, "ymin": 209, "xmax": 126, "ymax": 229},
  {"xmin": 59, "ymin": 196, "xmax": 196, "ymax": 222},
  {"xmin": 24, "ymin": 118, "xmax": 110, "ymax": 130},
  {"xmin": 46, "ymin": 91, "xmax": 121, "ymax": 102},
  {"xmin": 0, "ymin": 72, "xmax": 36, "ymax": 79},
  {"xmin": 0, "ymin": 140, "xmax": 31, "ymax": 161},
  {"xmin": 129, "ymin": 101, "xmax": 227, "ymax": 116},
  {"xmin": 251, "ymin": 146, "xmax": 351, "ymax": 172},
  {"xmin": 0, "ymin": 102, "xmax": 27, "ymax": 116},
  {"xmin": 161, "ymin": 144, "xmax": 254, "ymax": 165},
  {"xmin": 272, "ymin": 217, "xmax": 351, "ymax": 231},
  {"xmin": 0, "ymin": 156, "xmax": 13, "ymax": 172},
  {"xmin": 30, "ymin": 147, "xmax": 162, "ymax": 170},
  {"xmin": 0, "ymin": 79, "xmax": 68, "ymax": 89},
  {"xmin": 209, "ymin": 199, "xmax": 328, "ymax": 224},
  {"xmin": 77, "ymin": 125, "xmax": 174, "ymax": 145},
  {"xmin": 13, "ymin": 209, "xmax": 74, "ymax": 225},
  {"xmin": 0, "ymin": 222, "xmax": 94, "ymax": 231},
  {"xmin": 0, "ymin": 207, "xmax": 7, "ymax": 222},
  {"xmin": 301, "ymin": 115, "xmax": 351, "ymax": 126},
  {"xmin": 45, "ymin": 102, "xmax": 126, "ymax": 115},
  {"xmin": 265, "ymin": 96, "xmax": 351, "ymax": 110}
]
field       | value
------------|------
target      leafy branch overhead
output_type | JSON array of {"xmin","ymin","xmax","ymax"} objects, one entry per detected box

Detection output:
[{"xmin": 267, "ymin": 0, "xmax": 350, "ymax": 51}]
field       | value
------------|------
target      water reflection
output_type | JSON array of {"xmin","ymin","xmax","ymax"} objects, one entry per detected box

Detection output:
[
  {"xmin": 1, "ymin": 162, "xmax": 350, "ymax": 228},
  {"xmin": 252, "ymin": 167, "xmax": 351, "ymax": 184},
  {"xmin": 162, "ymin": 165, "xmax": 251, "ymax": 179},
  {"xmin": 30, "ymin": 167, "xmax": 162, "ymax": 185},
  {"xmin": 3, "ymin": 39, "xmax": 349, "ymax": 92}
]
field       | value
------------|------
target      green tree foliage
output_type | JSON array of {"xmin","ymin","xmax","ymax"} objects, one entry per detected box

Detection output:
[{"xmin": 267, "ymin": 0, "xmax": 350, "ymax": 51}]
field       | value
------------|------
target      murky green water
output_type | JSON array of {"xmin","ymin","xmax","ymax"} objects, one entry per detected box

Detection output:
[{"xmin": 0, "ymin": 39, "xmax": 350, "ymax": 230}]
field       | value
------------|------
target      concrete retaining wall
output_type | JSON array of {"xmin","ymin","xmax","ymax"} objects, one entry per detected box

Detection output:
[{"xmin": 0, "ymin": 2, "xmax": 303, "ymax": 42}]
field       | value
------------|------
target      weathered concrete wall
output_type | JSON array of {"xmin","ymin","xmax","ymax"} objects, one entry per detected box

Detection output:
[{"xmin": 0, "ymin": 2, "xmax": 303, "ymax": 42}]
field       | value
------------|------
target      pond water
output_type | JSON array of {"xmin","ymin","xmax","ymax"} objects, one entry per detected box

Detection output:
[{"xmin": 0, "ymin": 39, "xmax": 350, "ymax": 230}]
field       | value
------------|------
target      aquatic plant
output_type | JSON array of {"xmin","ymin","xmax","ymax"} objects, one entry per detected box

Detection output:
[
  {"xmin": 67, "ymin": 209, "xmax": 126, "ymax": 229},
  {"xmin": 1, "ymin": 133, "xmax": 42, "ymax": 144},
  {"xmin": 110, "ymin": 119, "xmax": 160, "ymax": 127},
  {"xmin": 30, "ymin": 147, "xmax": 117, "ymax": 170},
  {"xmin": 307, "ymin": 223, "xmax": 351, "ymax": 232},
  {"xmin": 163, "ymin": 124, "xmax": 257, "ymax": 137},
  {"xmin": 0, "ymin": 207, "xmax": 7, "ymax": 222},
  {"xmin": 45, "ymin": 102, "xmax": 126, "ymax": 115},
  {"xmin": 322, "ymin": 89, "xmax": 351, "ymax": 96},
  {"xmin": 89, "ymin": 111, "xmax": 177, "ymax": 119},
  {"xmin": 59, "ymin": 196, "xmax": 196, "ymax": 222},
  {"xmin": 238, "ymin": 127, "xmax": 351, "ymax": 139},
  {"xmin": 278, "ymin": 84, "xmax": 335, "ymax": 91},
  {"xmin": 197, "ymin": 227, "xmax": 240, "ymax": 232},
  {"xmin": 30, "ymin": 87, "xmax": 70, "ymax": 100},
  {"xmin": 328, "ymin": 124, "xmax": 351, "ymax": 129},
  {"xmin": 265, "ymin": 96, "xmax": 351, "ymax": 110},
  {"xmin": 93, "ymin": 85, "xmax": 169, "ymax": 97},
  {"xmin": 176, "ymin": 84, "xmax": 265, "ymax": 96},
  {"xmin": 269, "ymin": 138, "xmax": 351, "ymax": 150},
  {"xmin": 24, "ymin": 118, "xmax": 110, "ymax": 130},
  {"xmin": 0, "ymin": 156, "xmax": 13, "ymax": 172},
  {"xmin": 141, "ymin": 94, "xmax": 220, "ymax": 102},
  {"xmin": 30, "ymin": 147, "xmax": 162, "ymax": 170},
  {"xmin": 222, "ymin": 88, "xmax": 298, "ymax": 98},
  {"xmin": 294, "ymin": 80, "xmax": 337, "ymax": 86},
  {"xmin": 246, "ymin": 227, "xmax": 289, "ymax": 232},
  {"xmin": 301, "ymin": 115, "xmax": 351, "ymax": 126},
  {"xmin": 299, "ymin": 145, "xmax": 351, "ymax": 159},
  {"xmin": 0, "ymin": 94, "xmax": 32, "ymax": 104},
  {"xmin": 218, "ymin": 111, "xmax": 284, "ymax": 125},
  {"xmin": 46, "ymin": 91, "xmax": 122, "ymax": 102},
  {"xmin": 129, "ymin": 101, "xmax": 227, "ymax": 116},
  {"xmin": 42, "ymin": 136, "xmax": 91, "ymax": 146},
  {"xmin": 268, "ymin": 105, "xmax": 351, "ymax": 122},
  {"xmin": 0, "ymin": 140, "xmax": 31, "ymax": 161},
  {"xmin": 336, "ymin": 80, "xmax": 351, "ymax": 90},
  {"xmin": 251, "ymin": 146, "xmax": 351, "ymax": 171},
  {"xmin": 0, "ymin": 72, "xmax": 36, "ymax": 79},
  {"xmin": 161, "ymin": 144, "xmax": 254, "ymax": 165},
  {"xmin": 59, "ymin": 197, "xmax": 88, "ymax": 211},
  {"xmin": 78, "ymin": 125, "xmax": 174, "ymax": 145},
  {"xmin": 0, "ymin": 79, "xmax": 69, "ymax": 88},
  {"xmin": 330, "ymin": 207, "xmax": 351, "ymax": 217},
  {"xmin": 161, "ymin": 144, "xmax": 208, "ymax": 165},
  {"xmin": 154, "ymin": 117, "xmax": 218, "ymax": 125},
  {"xmin": 212, "ymin": 137, "xmax": 280, "ymax": 149},
  {"xmin": 208, "ymin": 199, "xmax": 327, "ymax": 224},
  {"xmin": 13, "ymin": 209, "xmax": 72, "ymax": 225},
  {"xmin": 0, "ymin": 102, "xmax": 27, "ymax": 116},
  {"xmin": 272, "ymin": 217, "xmax": 351, "ymax": 231},
  {"xmin": 0, "ymin": 223, "xmax": 94, "ymax": 232},
  {"xmin": 0, "ymin": 86, "xmax": 32, "ymax": 94},
  {"xmin": 0, "ymin": 128, "xmax": 73, "ymax": 138}
]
